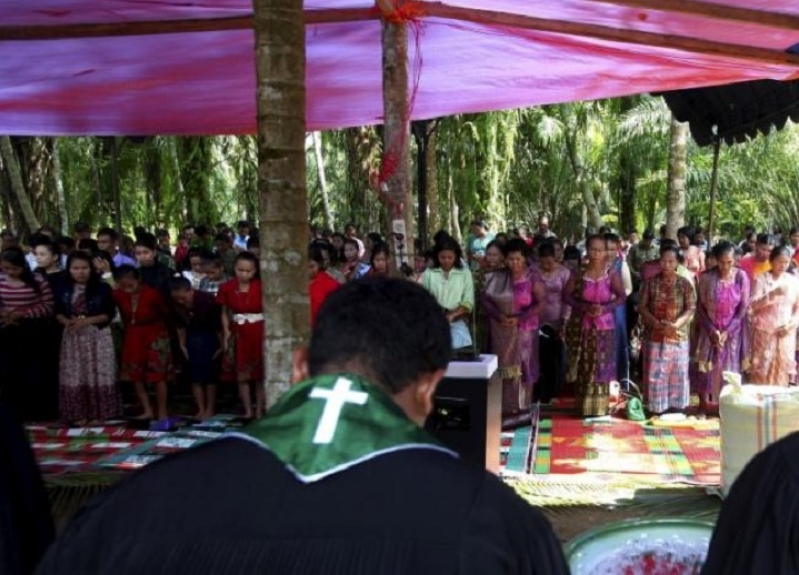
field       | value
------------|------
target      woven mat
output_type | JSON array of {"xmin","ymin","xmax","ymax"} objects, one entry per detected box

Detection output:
[{"xmin": 533, "ymin": 412, "xmax": 720, "ymax": 485}]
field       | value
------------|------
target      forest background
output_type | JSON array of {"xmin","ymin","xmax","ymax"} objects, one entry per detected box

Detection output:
[{"xmin": 1, "ymin": 94, "xmax": 795, "ymax": 246}]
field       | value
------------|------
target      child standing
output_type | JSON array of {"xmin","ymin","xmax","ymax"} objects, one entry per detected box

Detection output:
[
  {"xmin": 169, "ymin": 276, "xmax": 222, "ymax": 419},
  {"xmin": 198, "ymin": 253, "xmax": 229, "ymax": 296},
  {"xmin": 218, "ymin": 252, "xmax": 264, "ymax": 418},
  {"xmin": 113, "ymin": 265, "xmax": 174, "ymax": 421}
]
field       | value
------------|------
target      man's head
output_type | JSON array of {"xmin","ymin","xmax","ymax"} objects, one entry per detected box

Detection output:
[
  {"xmin": 156, "ymin": 229, "xmax": 170, "ymax": 250},
  {"xmin": 0, "ymin": 230, "xmax": 16, "ymax": 250},
  {"xmin": 344, "ymin": 223, "xmax": 358, "ymax": 238},
  {"xmin": 169, "ymin": 276, "xmax": 194, "ymax": 307},
  {"xmin": 537, "ymin": 215, "xmax": 550, "ymax": 235},
  {"xmin": 215, "ymin": 232, "xmax": 232, "ymax": 254},
  {"xmin": 96, "ymin": 227, "xmax": 119, "ymax": 253},
  {"xmin": 470, "ymin": 219, "xmax": 487, "ymax": 238},
  {"xmin": 641, "ymin": 228, "xmax": 655, "ymax": 248},
  {"xmin": 755, "ymin": 233, "xmax": 777, "ymax": 262},
  {"xmin": 73, "ymin": 221, "xmax": 91, "ymax": 241},
  {"xmin": 134, "ymin": 233, "xmax": 158, "ymax": 267},
  {"xmin": 294, "ymin": 279, "xmax": 451, "ymax": 426},
  {"xmin": 237, "ymin": 221, "xmax": 251, "ymax": 237}
]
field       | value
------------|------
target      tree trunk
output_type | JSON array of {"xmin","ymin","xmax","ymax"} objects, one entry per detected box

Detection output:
[
  {"xmin": 145, "ymin": 140, "xmax": 163, "ymax": 229},
  {"xmin": 0, "ymin": 136, "xmax": 40, "ymax": 235},
  {"xmin": 179, "ymin": 137, "xmax": 215, "ymax": 225},
  {"xmin": 617, "ymin": 97, "xmax": 637, "ymax": 235},
  {"xmin": 412, "ymin": 121, "xmax": 429, "ymax": 251},
  {"xmin": 252, "ymin": 0, "xmax": 308, "ymax": 407},
  {"xmin": 0, "ymin": 159, "xmax": 15, "ymax": 231},
  {"xmin": 564, "ymin": 133, "xmax": 603, "ymax": 229},
  {"xmin": 426, "ymin": 128, "xmax": 440, "ymax": 239},
  {"xmin": 109, "ymin": 137, "xmax": 123, "ymax": 233},
  {"xmin": 167, "ymin": 138, "xmax": 188, "ymax": 223},
  {"xmin": 665, "ymin": 116, "xmax": 688, "ymax": 240},
  {"xmin": 381, "ymin": 17, "xmax": 414, "ymax": 268},
  {"xmin": 51, "ymin": 138, "xmax": 69, "ymax": 234},
  {"xmin": 311, "ymin": 131, "xmax": 335, "ymax": 230}
]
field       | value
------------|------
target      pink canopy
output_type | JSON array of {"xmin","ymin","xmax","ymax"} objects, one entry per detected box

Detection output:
[{"xmin": 2, "ymin": 0, "xmax": 799, "ymax": 135}]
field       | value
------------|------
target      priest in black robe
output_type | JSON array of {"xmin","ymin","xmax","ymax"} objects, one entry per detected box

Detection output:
[
  {"xmin": 36, "ymin": 278, "xmax": 569, "ymax": 575},
  {"xmin": 701, "ymin": 431, "xmax": 799, "ymax": 575}
]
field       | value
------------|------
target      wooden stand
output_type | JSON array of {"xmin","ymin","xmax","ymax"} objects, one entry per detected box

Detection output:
[{"xmin": 424, "ymin": 355, "xmax": 501, "ymax": 474}]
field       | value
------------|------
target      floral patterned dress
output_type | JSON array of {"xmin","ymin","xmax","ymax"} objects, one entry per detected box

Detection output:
[{"xmin": 114, "ymin": 284, "xmax": 174, "ymax": 384}]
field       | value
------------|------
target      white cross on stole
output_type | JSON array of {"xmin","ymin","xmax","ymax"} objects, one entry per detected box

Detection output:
[{"xmin": 309, "ymin": 377, "xmax": 369, "ymax": 444}]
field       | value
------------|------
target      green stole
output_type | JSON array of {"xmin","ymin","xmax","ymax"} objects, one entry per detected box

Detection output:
[{"xmin": 232, "ymin": 374, "xmax": 456, "ymax": 483}]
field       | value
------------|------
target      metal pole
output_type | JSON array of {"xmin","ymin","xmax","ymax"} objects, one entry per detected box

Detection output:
[{"xmin": 707, "ymin": 138, "xmax": 721, "ymax": 246}]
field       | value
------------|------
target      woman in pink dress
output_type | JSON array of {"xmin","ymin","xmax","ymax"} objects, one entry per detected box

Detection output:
[
  {"xmin": 563, "ymin": 235, "xmax": 626, "ymax": 416},
  {"xmin": 678, "ymin": 226, "xmax": 705, "ymax": 279},
  {"xmin": 747, "ymin": 245, "xmax": 799, "ymax": 386},
  {"xmin": 536, "ymin": 241, "xmax": 570, "ymax": 402},
  {"xmin": 694, "ymin": 242, "xmax": 750, "ymax": 413}
]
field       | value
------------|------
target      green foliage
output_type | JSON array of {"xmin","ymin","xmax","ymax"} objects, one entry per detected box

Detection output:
[{"xmin": 5, "ymin": 96, "xmax": 799, "ymax": 244}]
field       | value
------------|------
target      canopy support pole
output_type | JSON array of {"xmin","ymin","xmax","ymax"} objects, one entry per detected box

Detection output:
[
  {"xmin": 380, "ymin": 3, "xmax": 414, "ymax": 271},
  {"xmin": 707, "ymin": 138, "xmax": 721, "ymax": 247}
]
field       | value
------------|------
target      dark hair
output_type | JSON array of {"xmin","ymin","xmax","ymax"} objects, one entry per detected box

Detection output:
[
  {"xmin": 0, "ymin": 247, "xmax": 41, "ymax": 294},
  {"xmin": 65, "ymin": 251, "xmax": 101, "ymax": 287},
  {"xmin": 432, "ymin": 230, "xmax": 453, "ymax": 247},
  {"xmin": 247, "ymin": 236, "xmax": 260, "ymax": 250},
  {"xmin": 234, "ymin": 251, "xmax": 259, "ymax": 270},
  {"xmin": 502, "ymin": 238, "xmax": 530, "ymax": 259},
  {"xmin": 77, "ymin": 238, "xmax": 98, "ymax": 253},
  {"xmin": 586, "ymin": 234, "xmax": 606, "ymax": 251},
  {"xmin": 156, "ymin": 229, "xmax": 169, "ymax": 239},
  {"xmin": 187, "ymin": 248, "xmax": 203, "ymax": 260},
  {"xmin": 37, "ymin": 225, "xmax": 57, "ymax": 237},
  {"xmin": 169, "ymin": 275, "xmax": 192, "ymax": 292},
  {"xmin": 563, "ymin": 246, "xmax": 581, "ymax": 262},
  {"xmin": 28, "ymin": 233, "xmax": 51, "ymax": 248},
  {"xmin": 309, "ymin": 278, "xmax": 451, "ymax": 393},
  {"xmin": 97, "ymin": 227, "xmax": 118, "ymax": 242},
  {"xmin": 433, "ymin": 237, "xmax": 464, "ymax": 269},
  {"xmin": 494, "ymin": 232, "xmax": 509, "ymax": 244},
  {"xmin": 73, "ymin": 221, "xmax": 90, "ymax": 234},
  {"xmin": 369, "ymin": 242, "xmax": 390, "ymax": 268},
  {"xmin": 112, "ymin": 264, "xmax": 140, "ymax": 282},
  {"xmin": 57, "ymin": 236, "xmax": 75, "ymax": 252},
  {"xmin": 757, "ymin": 233, "xmax": 776, "ymax": 247},
  {"xmin": 237, "ymin": 220, "xmax": 250, "ymax": 230},
  {"xmin": 677, "ymin": 226, "xmax": 697, "ymax": 244},
  {"xmin": 770, "ymin": 245, "xmax": 793, "ymax": 262},
  {"xmin": 711, "ymin": 241, "xmax": 736, "ymax": 259},
  {"xmin": 537, "ymin": 241, "xmax": 556, "ymax": 259},
  {"xmin": 343, "ymin": 238, "xmax": 360, "ymax": 258},
  {"xmin": 485, "ymin": 240, "xmax": 501, "ymax": 253},
  {"xmin": 134, "ymin": 232, "xmax": 157, "ymax": 251},
  {"xmin": 603, "ymin": 232, "xmax": 620, "ymax": 245},
  {"xmin": 32, "ymin": 239, "xmax": 57, "ymax": 256},
  {"xmin": 214, "ymin": 232, "xmax": 231, "ymax": 244},
  {"xmin": 309, "ymin": 244, "xmax": 327, "ymax": 268},
  {"xmin": 202, "ymin": 252, "xmax": 223, "ymax": 268},
  {"xmin": 367, "ymin": 232, "xmax": 383, "ymax": 245},
  {"xmin": 660, "ymin": 243, "xmax": 681, "ymax": 259},
  {"xmin": 93, "ymin": 250, "xmax": 116, "ymax": 273}
]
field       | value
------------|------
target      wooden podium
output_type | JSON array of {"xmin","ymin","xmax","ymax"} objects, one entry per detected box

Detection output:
[{"xmin": 424, "ymin": 355, "xmax": 501, "ymax": 474}]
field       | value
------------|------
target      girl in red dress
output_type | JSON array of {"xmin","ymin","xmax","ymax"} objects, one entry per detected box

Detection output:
[
  {"xmin": 113, "ymin": 265, "xmax": 174, "ymax": 420},
  {"xmin": 218, "ymin": 252, "xmax": 264, "ymax": 418}
]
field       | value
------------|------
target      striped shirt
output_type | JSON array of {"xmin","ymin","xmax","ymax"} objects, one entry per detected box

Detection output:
[{"xmin": 0, "ymin": 273, "xmax": 54, "ymax": 318}]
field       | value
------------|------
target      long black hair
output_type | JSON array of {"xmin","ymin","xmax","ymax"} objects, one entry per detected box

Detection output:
[
  {"xmin": 433, "ymin": 237, "xmax": 464, "ymax": 269},
  {"xmin": 65, "ymin": 251, "xmax": 102, "ymax": 289},
  {"xmin": 1, "ymin": 247, "xmax": 41, "ymax": 294}
]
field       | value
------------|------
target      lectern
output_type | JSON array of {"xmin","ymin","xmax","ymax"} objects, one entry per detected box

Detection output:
[{"xmin": 425, "ymin": 354, "xmax": 501, "ymax": 474}]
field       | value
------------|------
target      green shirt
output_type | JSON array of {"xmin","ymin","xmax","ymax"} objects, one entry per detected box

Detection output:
[{"xmin": 421, "ymin": 267, "xmax": 475, "ymax": 312}]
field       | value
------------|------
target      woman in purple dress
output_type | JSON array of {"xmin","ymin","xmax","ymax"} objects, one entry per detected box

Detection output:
[
  {"xmin": 694, "ymin": 241, "xmax": 750, "ymax": 415},
  {"xmin": 481, "ymin": 239, "xmax": 544, "ymax": 418}
]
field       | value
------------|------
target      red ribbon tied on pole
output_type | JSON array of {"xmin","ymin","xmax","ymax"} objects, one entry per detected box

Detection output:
[{"xmin": 375, "ymin": 0, "xmax": 428, "ymax": 24}]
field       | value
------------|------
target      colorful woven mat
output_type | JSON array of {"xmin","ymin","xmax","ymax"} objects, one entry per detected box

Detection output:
[{"xmin": 533, "ymin": 412, "xmax": 720, "ymax": 485}]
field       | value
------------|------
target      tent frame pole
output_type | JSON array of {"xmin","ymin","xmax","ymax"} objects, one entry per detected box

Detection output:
[{"xmin": 707, "ymin": 138, "xmax": 721, "ymax": 247}]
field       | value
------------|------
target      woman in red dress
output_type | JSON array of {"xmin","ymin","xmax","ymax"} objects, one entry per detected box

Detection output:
[
  {"xmin": 218, "ymin": 252, "xmax": 264, "ymax": 418},
  {"xmin": 113, "ymin": 265, "xmax": 174, "ymax": 421}
]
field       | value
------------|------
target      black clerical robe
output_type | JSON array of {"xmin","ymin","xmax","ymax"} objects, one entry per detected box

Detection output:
[
  {"xmin": 0, "ymin": 402, "xmax": 54, "ymax": 575},
  {"xmin": 701, "ymin": 431, "xmax": 799, "ymax": 575},
  {"xmin": 36, "ymin": 437, "xmax": 569, "ymax": 575}
]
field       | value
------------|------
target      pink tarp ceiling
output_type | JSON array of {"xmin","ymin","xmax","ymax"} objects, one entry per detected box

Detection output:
[{"xmin": 2, "ymin": 0, "xmax": 799, "ymax": 135}]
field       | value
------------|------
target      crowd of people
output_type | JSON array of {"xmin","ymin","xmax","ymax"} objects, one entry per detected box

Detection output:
[{"xmin": 2, "ymin": 215, "xmax": 799, "ymax": 425}]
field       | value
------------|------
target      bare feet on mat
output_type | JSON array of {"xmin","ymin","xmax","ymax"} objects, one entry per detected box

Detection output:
[{"xmin": 135, "ymin": 412, "xmax": 154, "ymax": 421}]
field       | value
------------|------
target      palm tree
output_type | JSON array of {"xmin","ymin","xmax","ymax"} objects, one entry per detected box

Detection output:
[{"xmin": 252, "ymin": 0, "xmax": 308, "ymax": 407}]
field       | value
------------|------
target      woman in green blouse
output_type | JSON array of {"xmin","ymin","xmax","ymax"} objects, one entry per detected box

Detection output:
[{"xmin": 422, "ymin": 237, "xmax": 475, "ymax": 350}]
